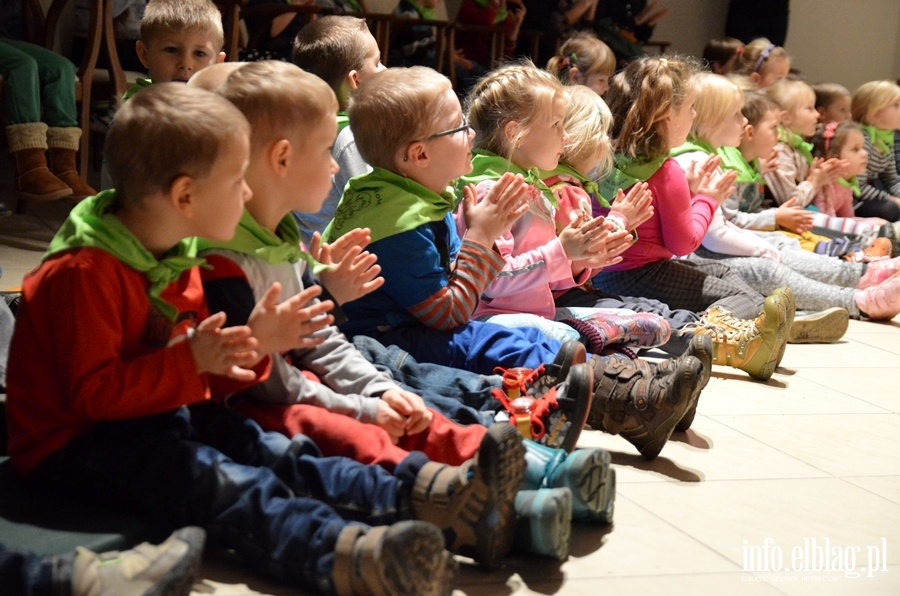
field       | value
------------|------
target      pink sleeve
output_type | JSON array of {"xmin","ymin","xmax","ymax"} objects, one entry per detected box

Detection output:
[{"xmin": 653, "ymin": 160, "xmax": 718, "ymax": 256}]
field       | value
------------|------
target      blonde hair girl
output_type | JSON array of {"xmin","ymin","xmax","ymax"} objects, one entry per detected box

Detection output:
[{"xmin": 850, "ymin": 80, "xmax": 900, "ymax": 222}]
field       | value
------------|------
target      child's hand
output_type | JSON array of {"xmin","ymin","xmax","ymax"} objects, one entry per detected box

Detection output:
[
  {"xmin": 807, "ymin": 157, "xmax": 847, "ymax": 188},
  {"xmin": 760, "ymin": 146, "xmax": 780, "ymax": 175},
  {"xmin": 774, "ymin": 197, "xmax": 814, "ymax": 233},
  {"xmin": 694, "ymin": 166, "xmax": 737, "ymax": 205},
  {"xmin": 381, "ymin": 388, "xmax": 433, "ymax": 435},
  {"xmin": 309, "ymin": 229, "xmax": 384, "ymax": 305},
  {"xmin": 685, "ymin": 154, "xmax": 722, "ymax": 195},
  {"xmin": 563, "ymin": 216, "xmax": 633, "ymax": 271},
  {"xmin": 190, "ymin": 311, "xmax": 260, "ymax": 382},
  {"xmin": 460, "ymin": 173, "xmax": 529, "ymax": 246},
  {"xmin": 374, "ymin": 400, "xmax": 405, "ymax": 444},
  {"xmin": 610, "ymin": 182, "xmax": 654, "ymax": 229},
  {"xmin": 248, "ymin": 283, "xmax": 335, "ymax": 356}
]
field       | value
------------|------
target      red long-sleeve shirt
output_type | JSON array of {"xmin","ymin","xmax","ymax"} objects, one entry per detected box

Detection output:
[{"xmin": 5, "ymin": 248, "xmax": 267, "ymax": 474}]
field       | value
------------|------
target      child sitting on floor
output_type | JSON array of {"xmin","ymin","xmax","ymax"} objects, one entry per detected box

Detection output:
[{"xmin": 852, "ymin": 80, "xmax": 900, "ymax": 222}]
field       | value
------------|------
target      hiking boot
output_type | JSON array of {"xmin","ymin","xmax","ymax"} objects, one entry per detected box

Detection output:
[
  {"xmin": 493, "ymin": 341, "xmax": 592, "ymax": 453},
  {"xmin": 658, "ymin": 333, "xmax": 713, "ymax": 432},
  {"xmin": 855, "ymin": 271, "xmax": 900, "ymax": 320},
  {"xmin": 686, "ymin": 288, "xmax": 793, "ymax": 381},
  {"xmin": 410, "ymin": 423, "xmax": 525, "ymax": 569},
  {"xmin": 586, "ymin": 354, "xmax": 700, "ymax": 459},
  {"xmin": 857, "ymin": 256, "xmax": 900, "ymax": 289},
  {"xmin": 332, "ymin": 521, "xmax": 457, "ymax": 596},
  {"xmin": 522, "ymin": 440, "xmax": 616, "ymax": 523},
  {"xmin": 514, "ymin": 488, "xmax": 573, "ymax": 560},
  {"xmin": 788, "ymin": 307, "xmax": 849, "ymax": 343},
  {"xmin": 72, "ymin": 526, "xmax": 206, "ymax": 596}
]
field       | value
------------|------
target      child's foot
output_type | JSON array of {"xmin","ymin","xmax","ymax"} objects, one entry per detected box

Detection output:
[
  {"xmin": 72, "ymin": 526, "xmax": 206, "ymax": 596},
  {"xmin": 514, "ymin": 488, "xmax": 573, "ymax": 560},
  {"xmin": 855, "ymin": 271, "xmax": 900, "ymax": 320},
  {"xmin": 587, "ymin": 354, "xmax": 700, "ymax": 459},
  {"xmin": 522, "ymin": 440, "xmax": 616, "ymax": 523},
  {"xmin": 857, "ymin": 256, "xmax": 900, "ymax": 289},
  {"xmin": 788, "ymin": 307, "xmax": 850, "ymax": 343},
  {"xmin": 333, "ymin": 521, "xmax": 457, "ymax": 596},
  {"xmin": 411, "ymin": 423, "xmax": 525, "ymax": 569},
  {"xmin": 560, "ymin": 312, "xmax": 671, "ymax": 353}
]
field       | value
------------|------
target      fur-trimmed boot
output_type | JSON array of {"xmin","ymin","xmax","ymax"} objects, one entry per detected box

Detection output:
[
  {"xmin": 6, "ymin": 123, "xmax": 72, "ymax": 202},
  {"xmin": 47, "ymin": 126, "xmax": 97, "ymax": 201}
]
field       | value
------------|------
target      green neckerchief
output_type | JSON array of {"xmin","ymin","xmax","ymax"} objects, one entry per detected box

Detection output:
[
  {"xmin": 598, "ymin": 154, "xmax": 667, "ymax": 204},
  {"xmin": 837, "ymin": 176, "xmax": 861, "ymax": 196},
  {"xmin": 339, "ymin": 0, "xmax": 361, "ymax": 11},
  {"xmin": 472, "ymin": 0, "xmax": 508, "ymax": 24},
  {"xmin": 404, "ymin": 0, "xmax": 435, "ymax": 19},
  {"xmin": 670, "ymin": 137, "xmax": 716, "ymax": 158},
  {"xmin": 122, "ymin": 78, "xmax": 152, "ymax": 101},
  {"xmin": 717, "ymin": 145, "xmax": 765, "ymax": 185},
  {"xmin": 45, "ymin": 189, "xmax": 204, "ymax": 321},
  {"xmin": 778, "ymin": 126, "xmax": 814, "ymax": 164},
  {"xmin": 459, "ymin": 149, "xmax": 558, "ymax": 207},
  {"xmin": 539, "ymin": 162, "xmax": 607, "ymax": 207},
  {"xmin": 861, "ymin": 124, "xmax": 895, "ymax": 156},
  {"xmin": 197, "ymin": 209, "xmax": 321, "ymax": 272},
  {"xmin": 323, "ymin": 167, "xmax": 457, "ymax": 243},
  {"xmin": 337, "ymin": 112, "xmax": 350, "ymax": 134}
]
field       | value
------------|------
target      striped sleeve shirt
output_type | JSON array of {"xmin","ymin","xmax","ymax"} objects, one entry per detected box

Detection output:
[{"xmin": 859, "ymin": 132, "xmax": 900, "ymax": 203}]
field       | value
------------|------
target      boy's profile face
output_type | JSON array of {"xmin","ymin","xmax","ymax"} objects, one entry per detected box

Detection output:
[
  {"xmin": 137, "ymin": 29, "xmax": 224, "ymax": 83},
  {"xmin": 784, "ymin": 92, "xmax": 819, "ymax": 137},
  {"xmin": 818, "ymin": 94, "xmax": 851, "ymax": 124},
  {"xmin": 354, "ymin": 31, "xmax": 385, "ymax": 85},
  {"xmin": 418, "ymin": 87, "xmax": 475, "ymax": 190},
  {"xmin": 289, "ymin": 114, "xmax": 340, "ymax": 214},
  {"xmin": 742, "ymin": 108, "xmax": 780, "ymax": 161},
  {"xmin": 189, "ymin": 133, "xmax": 252, "ymax": 242}
]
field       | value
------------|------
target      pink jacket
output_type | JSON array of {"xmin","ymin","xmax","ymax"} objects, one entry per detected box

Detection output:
[
  {"xmin": 813, "ymin": 182, "xmax": 855, "ymax": 218},
  {"xmin": 602, "ymin": 158, "xmax": 718, "ymax": 272},
  {"xmin": 455, "ymin": 179, "xmax": 588, "ymax": 319}
]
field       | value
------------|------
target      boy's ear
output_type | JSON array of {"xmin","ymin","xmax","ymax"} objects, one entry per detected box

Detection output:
[
  {"xmin": 347, "ymin": 69, "xmax": 361, "ymax": 90},
  {"xmin": 168, "ymin": 175, "xmax": 194, "ymax": 215},
  {"xmin": 216, "ymin": 51, "xmax": 226, "ymax": 64},
  {"xmin": 268, "ymin": 139, "xmax": 293, "ymax": 176},
  {"xmin": 136, "ymin": 40, "xmax": 150, "ymax": 69},
  {"xmin": 403, "ymin": 140, "xmax": 428, "ymax": 169}
]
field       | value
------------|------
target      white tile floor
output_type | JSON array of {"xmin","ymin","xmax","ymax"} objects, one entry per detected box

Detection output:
[{"xmin": 1, "ymin": 219, "xmax": 898, "ymax": 596}]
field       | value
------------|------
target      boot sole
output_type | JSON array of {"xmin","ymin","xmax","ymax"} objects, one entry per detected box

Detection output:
[
  {"xmin": 564, "ymin": 448, "xmax": 616, "ymax": 524},
  {"xmin": 144, "ymin": 526, "xmax": 206, "ymax": 596},
  {"xmin": 364, "ymin": 521, "xmax": 458, "ymax": 596},
  {"xmin": 675, "ymin": 334, "xmax": 713, "ymax": 432},
  {"xmin": 472, "ymin": 424, "xmax": 526, "ymax": 570},
  {"xmin": 514, "ymin": 488, "xmax": 573, "ymax": 560},
  {"xmin": 746, "ymin": 288, "xmax": 794, "ymax": 381},
  {"xmin": 788, "ymin": 307, "xmax": 849, "ymax": 343}
]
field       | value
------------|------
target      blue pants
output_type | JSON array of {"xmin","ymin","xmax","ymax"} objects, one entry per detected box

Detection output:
[
  {"xmin": 366, "ymin": 320, "xmax": 561, "ymax": 376},
  {"xmin": 32, "ymin": 403, "xmax": 427, "ymax": 593},
  {"xmin": 352, "ymin": 335, "xmax": 502, "ymax": 426},
  {"xmin": 0, "ymin": 544, "xmax": 72, "ymax": 596}
]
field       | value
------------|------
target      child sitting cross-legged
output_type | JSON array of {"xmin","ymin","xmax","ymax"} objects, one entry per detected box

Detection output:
[{"xmin": 3, "ymin": 83, "xmax": 541, "ymax": 594}]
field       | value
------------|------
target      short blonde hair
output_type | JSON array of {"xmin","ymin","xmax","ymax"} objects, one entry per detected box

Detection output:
[
  {"xmin": 105, "ymin": 83, "xmax": 249, "ymax": 207},
  {"xmin": 689, "ymin": 72, "xmax": 744, "ymax": 142},
  {"xmin": 466, "ymin": 61, "xmax": 564, "ymax": 159},
  {"xmin": 734, "ymin": 38, "xmax": 789, "ymax": 77},
  {"xmin": 292, "ymin": 16, "xmax": 371, "ymax": 95},
  {"xmin": 140, "ymin": 0, "xmax": 224, "ymax": 50},
  {"xmin": 186, "ymin": 61, "xmax": 245, "ymax": 92},
  {"xmin": 219, "ymin": 61, "xmax": 338, "ymax": 154},
  {"xmin": 767, "ymin": 79, "xmax": 815, "ymax": 114},
  {"xmin": 851, "ymin": 80, "xmax": 900, "ymax": 124},
  {"xmin": 562, "ymin": 85, "xmax": 614, "ymax": 179},
  {"xmin": 348, "ymin": 66, "xmax": 452, "ymax": 170},
  {"xmin": 547, "ymin": 33, "xmax": 615, "ymax": 84},
  {"xmin": 606, "ymin": 55, "xmax": 699, "ymax": 159}
]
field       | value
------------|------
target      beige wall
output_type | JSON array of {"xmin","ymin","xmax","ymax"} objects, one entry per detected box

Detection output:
[{"xmin": 651, "ymin": 0, "xmax": 900, "ymax": 91}]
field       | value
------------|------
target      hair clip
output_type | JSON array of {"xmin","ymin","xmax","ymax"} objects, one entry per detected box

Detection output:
[
  {"xmin": 823, "ymin": 120, "xmax": 839, "ymax": 154},
  {"xmin": 735, "ymin": 46, "xmax": 744, "ymax": 56},
  {"xmin": 659, "ymin": 57, "xmax": 668, "ymax": 66},
  {"xmin": 752, "ymin": 43, "xmax": 775, "ymax": 74}
]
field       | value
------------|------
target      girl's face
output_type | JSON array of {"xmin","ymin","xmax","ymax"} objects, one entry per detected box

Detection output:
[
  {"xmin": 664, "ymin": 88, "xmax": 696, "ymax": 149},
  {"xmin": 575, "ymin": 70, "xmax": 611, "ymax": 96},
  {"xmin": 755, "ymin": 56, "xmax": 790, "ymax": 89},
  {"xmin": 742, "ymin": 108, "xmax": 781, "ymax": 161},
  {"xmin": 511, "ymin": 92, "xmax": 569, "ymax": 171},
  {"xmin": 784, "ymin": 93, "xmax": 819, "ymax": 137},
  {"xmin": 710, "ymin": 102, "xmax": 748, "ymax": 148},
  {"xmin": 869, "ymin": 97, "xmax": 900, "ymax": 130},
  {"xmin": 818, "ymin": 95, "xmax": 851, "ymax": 123},
  {"xmin": 838, "ymin": 129, "xmax": 868, "ymax": 177}
]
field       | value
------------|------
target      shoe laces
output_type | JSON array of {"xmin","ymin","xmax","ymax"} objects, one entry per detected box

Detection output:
[{"xmin": 684, "ymin": 308, "xmax": 761, "ymax": 345}]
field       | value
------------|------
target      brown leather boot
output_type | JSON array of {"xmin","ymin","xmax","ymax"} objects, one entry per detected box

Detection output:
[
  {"xmin": 47, "ymin": 126, "xmax": 97, "ymax": 201},
  {"xmin": 6, "ymin": 123, "xmax": 73, "ymax": 202}
]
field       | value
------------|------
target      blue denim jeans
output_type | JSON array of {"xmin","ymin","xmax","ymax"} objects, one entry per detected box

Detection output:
[
  {"xmin": 366, "ymin": 319, "xmax": 561, "ymax": 375},
  {"xmin": 0, "ymin": 545, "xmax": 72, "ymax": 596},
  {"xmin": 32, "ymin": 403, "xmax": 427, "ymax": 593},
  {"xmin": 352, "ymin": 335, "xmax": 502, "ymax": 426}
]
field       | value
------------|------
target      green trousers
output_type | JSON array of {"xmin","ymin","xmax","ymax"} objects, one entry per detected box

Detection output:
[{"xmin": 0, "ymin": 38, "xmax": 77, "ymax": 127}]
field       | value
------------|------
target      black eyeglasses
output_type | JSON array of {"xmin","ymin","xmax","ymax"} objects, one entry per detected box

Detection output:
[{"xmin": 414, "ymin": 116, "xmax": 471, "ymax": 143}]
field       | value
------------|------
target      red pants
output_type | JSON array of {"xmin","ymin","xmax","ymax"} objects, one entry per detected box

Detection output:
[{"xmin": 234, "ymin": 400, "xmax": 488, "ymax": 472}]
